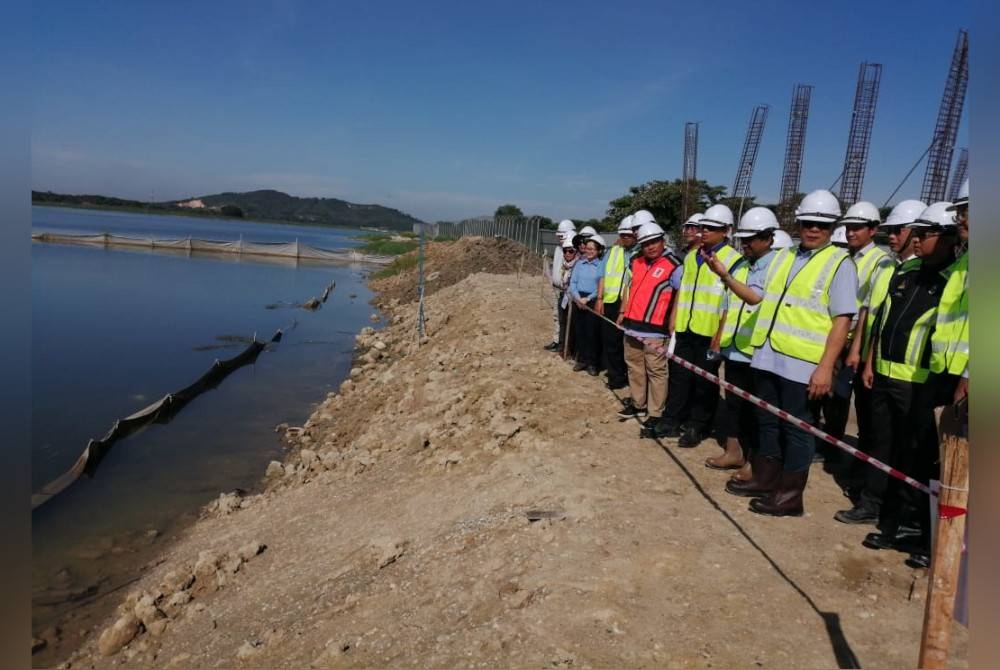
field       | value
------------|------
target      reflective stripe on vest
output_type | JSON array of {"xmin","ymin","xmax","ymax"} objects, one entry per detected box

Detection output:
[
  {"xmin": 930, "ymin": 252, "xmax": 969, "ymax": 375},
  {"xmin": 602, "ymin": 245, "xmax": 627, "ymax": 303},
  {"xmin": 874, "ymin": 275, "xmax": 937, "ymax": 383},
  {"xmin": 750, "ymin": 245, "xmax": 851, "ymax": 364},
  {"xmin": 854, "ymin": 246, "xmax": 889, "ymax": 307},
  {"xmin": 862, "ymin": 257, "xmax": 917, "ymax": 360},
  {"xmin": 674, "ymin": 244, "xmax": 742, "ymax": 337},
  {"xmin": 718, "ymin": 260, "xmax": 757, "ymax": 356},
  {"xmin": 622, "ymin": 255, "xmax": 679, "ymax": 328}
]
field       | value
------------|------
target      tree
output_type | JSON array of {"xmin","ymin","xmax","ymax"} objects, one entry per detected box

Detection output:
[
  {"xmin": 220, "ymin": 204, "xmax": 244, "ymax": 218},
  {"xmin": 494, "ymin": 204, "xmax": 524, "ymax": 218},
  {"xmin": 606, "ymin": 179, "xmax": 727, "ymax": 233}
]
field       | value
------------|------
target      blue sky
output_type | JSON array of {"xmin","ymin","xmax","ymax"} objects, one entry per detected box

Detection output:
[{"xmin": 32, "ymin": 1, "xmax": 969, "ymax": 222}]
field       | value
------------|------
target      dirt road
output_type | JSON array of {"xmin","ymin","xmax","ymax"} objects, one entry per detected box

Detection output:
[{"xmin": 60, "ymin": 259, "xmax": 967, "ymax": 669}]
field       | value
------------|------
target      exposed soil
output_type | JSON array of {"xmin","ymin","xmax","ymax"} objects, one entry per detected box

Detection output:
[
  {"xmin": 54, "ymin": 239, "xmax": 967, "ymax": 669},
  {"xmin": 369, "ymin": 236, "xmax": 542, "ymax": 308}
]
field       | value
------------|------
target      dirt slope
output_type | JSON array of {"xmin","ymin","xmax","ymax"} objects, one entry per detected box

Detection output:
[{"xmin": 60, "ymin": 259, "xmax": 967, "ymax": 669}]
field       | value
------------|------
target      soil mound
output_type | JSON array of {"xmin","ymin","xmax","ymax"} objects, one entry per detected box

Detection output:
[{"xmin": 369, "ymin": 235, "xmax": 540, "ymax": 307}]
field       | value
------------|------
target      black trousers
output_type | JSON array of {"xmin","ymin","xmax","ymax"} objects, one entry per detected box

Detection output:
[
  {"xmin": 662, "ymin": 331, "xmax": 721, "ymax": 433},
  {"xmin": 600, "ymin": 300, "xmax": 627, "ymax": 387},
  {"xmin": 871, "ymin": 374, "xmax": 936, "ymax": 549},
  {"xmin": 836, "ymin": 375, "xmax": 879, "ymax": 498},
  {"xmin": 719, "ymin": 359, "xmax": 757, "ymax": 453},
  {"xmin": 571, "ymin": 298, "xmax": 602, "ymax": 367}
]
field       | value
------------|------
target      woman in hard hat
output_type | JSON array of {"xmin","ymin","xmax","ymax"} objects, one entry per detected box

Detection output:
[
  {"xmin": 568, "ymin": 234, "xmax": 608, "ymax": 375},
  {"xmin": 552, "ymin": 236, "xmax": 579, "ymax": 354}
]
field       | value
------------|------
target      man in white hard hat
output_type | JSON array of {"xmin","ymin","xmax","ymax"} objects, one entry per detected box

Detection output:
[
  {"xmin": 834, "ymin": 199, "xmax": 924, "ymax": 513},
  {"xmin": 703, "ymin": 207, "xmax": 780, "ymax": 472},
  {"xmin": 680, "ymin": 213, "xmax": 704, "ymax": 259},
  {"xmin": 545, "ymin": 219, "xmax": 577, "ymax": 352},
  {"xmin": 595, "ymin": 216, "xmax": 638, "ymax": 390},
  {"xmin": 859, "ymin": 201, "xmax": 961, "ymax": 567},
  {"xmin": 616, "ymin": 220, "xmax": 682, "ymax": 427},
  {"xmin": 726, "ymin": 189, "xmax": 858, "ymax": 517},
  {"xmin": 653, "ymin": 204, "xmax": 741, "ymax": 447},
  {"xmin": 817, "ymin": 204, "xmax": 887, "ymax": 453}
]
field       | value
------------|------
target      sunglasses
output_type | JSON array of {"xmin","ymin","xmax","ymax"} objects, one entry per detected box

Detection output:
[
  {"xmin": 563, "ymin": 248, "xmax": 577, "ymax": 253},
  {"xmin": 698, "ymin": 225, "xmax": 724, "ymax": 231},
  {"xmin": 798, "ymin": 221, "xmax": 834, "ymax": 230},
  {"xmin": 911, "ymin": 229, "xmax": 942, "ymax": 240}
]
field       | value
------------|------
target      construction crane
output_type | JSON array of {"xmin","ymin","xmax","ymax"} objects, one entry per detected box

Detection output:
[
  {"xmin": 837, "ymin": 62, "xmax": 882, "ymax": 206},
  {"xmin": 947, "ymin": 147, "xmax": 968, "ymax": 202},
  {"xmin": 778, "ymin": 84, "xmax": 814, "ymax": 227},
  {"xmin": 682, "ymin": 122, "xmax": 699, "ymax": 220},
  {"xmin": 922, "ymin": 29, "xmax": 969, "ymax": 203},
  {"xmin": 732, "ymin": 104, "xmax": 769, "ymax": 221}
]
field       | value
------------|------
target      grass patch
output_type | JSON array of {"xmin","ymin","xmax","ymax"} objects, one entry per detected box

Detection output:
[
  {"xmin": 371, "ymin": 253, "xmax": 419, "ymax": 279},
  {"xmin": 358, "ymin": 238, "xmax": 419, "ymax": 255}
]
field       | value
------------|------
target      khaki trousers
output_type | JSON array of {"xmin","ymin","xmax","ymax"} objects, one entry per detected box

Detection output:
[{"xmin": 624, "ymin": 334, "xmax": 667, "ymax": 418}]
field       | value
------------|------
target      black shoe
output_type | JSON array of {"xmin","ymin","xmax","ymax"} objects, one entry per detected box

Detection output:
[
  {"xmin": 543, "ymin": 342, "xmax": 560, "ymax": 352},
  {"xmin": 641, "ymin": 415, "xmax": 659, "ymax": 429},
  {"xmin": 572, "ymin": 362, "xmax": 587, "ymax": 372},
  {"xmin": 862, "ymin": 530, "xmax": 926, "ymax": 555},
  {"xmin": 905, "ymin": 553, "xmax": 930, "ymax": 569},
  {"xmin": 605, "ymin": 380, "xmax": 628, "ymax": 390},
  {"xmin": 586, "ymin": 366, "xmax": 599, "ymax": 376},
  {"xmin": 677, "ymin": 427, "xmax": 703, "ymax": 448},
  {"xmin": 616, "ymin": 400, "xmax": 647, "ymax": 419},
  {"xmin": 834, "ymin": 503, "xmax": 879, "ymax": 525},
  {"xmin": 652, "ymin": 421, "xmax": 681, "ymax": 439}
]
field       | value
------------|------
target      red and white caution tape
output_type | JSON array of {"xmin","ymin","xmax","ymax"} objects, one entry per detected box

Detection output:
[{"xmin": 579, "ymin": 303, "xmax": 934, "ymax": 496}]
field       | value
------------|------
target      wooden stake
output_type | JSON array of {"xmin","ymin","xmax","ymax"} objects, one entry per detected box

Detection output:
[{"xmin": 918, "ymin": 399, "xmax": 969, "ymax": 669}]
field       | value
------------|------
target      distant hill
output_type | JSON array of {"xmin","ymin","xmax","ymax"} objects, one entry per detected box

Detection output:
[{"xmin": 32, "ymin": 189, "xmax": 425, "ymax": 231}]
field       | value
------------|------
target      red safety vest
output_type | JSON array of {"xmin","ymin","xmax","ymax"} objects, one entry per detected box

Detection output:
[{"xmin": 622, "ymin": 254, "xmax": 679, "ymax": 332}]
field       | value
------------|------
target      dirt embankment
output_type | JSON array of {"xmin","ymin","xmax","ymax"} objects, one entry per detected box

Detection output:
[
  {"xmin": 369, "ymin": 236, "xmax": 542, "ymax": 308},
  {"xmin": 59, "ymin": 239, "xmax": 966, "ymax": 669}
]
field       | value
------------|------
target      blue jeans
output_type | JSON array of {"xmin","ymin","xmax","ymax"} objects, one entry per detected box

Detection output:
[{"xmin": 753, "ymin": 369, "xmax": 817, "ymax": 473}]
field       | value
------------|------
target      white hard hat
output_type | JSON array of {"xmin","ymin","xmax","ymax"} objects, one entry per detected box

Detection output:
[
  {"xmin": 771, "ymin": 229, "xmax": 793, "ymax": 249},
  {"xmin": 795, "ymin": 189, "xmax": 841, "ymax": 223},
  {"xmin": 618, "ymin": 215, "xmax": 636, "ymax": 233},
  {"xmin": 631, "ymin": 210, "xmax": 656, "ymax": 228},
  {"xmin": 733, "ymin": 207, "xmax": 779, "ymax": 237},
  {"xmin": 947, "ymin": 179, "xmax": 969, "ymax": 210},
  {"xmin": 579, "ymin": 225, "xmax": 598, "ymax": 238},
  {"xmin": 908, "ymin": 202, "xmax": 957, "ymax": 229},
  {"xmin": 556, "ymin": 219, "xmax": 576, "ymax": 234},
  {"xmin": 636, "ymin": 221, "xmax": 665, "ymax": 244},
  {"xmin": 561, "ymin": 236, "xmax": 576, "ymax": 249},
  {"xmin": 587, "ymin": 234, "xmax": 607, "ymax": 248},
  {"xmin": 883, "ymin": 199, "xmax": 927, "ymax": 228},
  {"xmin": 831, "ymin": 226, "xmax": 848, "ymax": 246},
  {"xmin": 683, "ymin": 213, "xmax": 705, "ymax": 227},
  {"xmin": 700, "ymin": 204, "xmax": 734, "ymax": 228},
  {"xmin": 840, "ymin": 201, "xmax": 880, "ymax": 226}
]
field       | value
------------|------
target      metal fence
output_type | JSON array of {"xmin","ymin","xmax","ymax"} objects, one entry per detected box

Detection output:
[{"xmin": 419, "ymin": 216, "xmax": 559, "ymax": 259}]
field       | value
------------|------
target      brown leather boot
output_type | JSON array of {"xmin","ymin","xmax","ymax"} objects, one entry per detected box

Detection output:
[
  {"xmin": 730, "ymin": 459, "xmax": 752, "ymax": 482},
  {"xmin": 749, "ymin": 469, "xmax": 809, "ymax": 517},
  {"xmin": 705, "ymin": 438, "xmax": 745, "ymax": 470},
  {"xmin": 725, "ymin": 454, "xmax": 781, "ymax": 497}
]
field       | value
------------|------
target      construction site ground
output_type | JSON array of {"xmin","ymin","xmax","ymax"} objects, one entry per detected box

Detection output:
[{"xmin": 59, "ymin": 238, "xmax": 968, "ymax": 669}]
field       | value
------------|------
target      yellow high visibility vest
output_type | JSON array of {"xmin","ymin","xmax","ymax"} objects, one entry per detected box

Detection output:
[
  {"xmin": 874, "ymin": 263, "xmax": 938, "ymax": 383},
  {"xmin": 750, "ymin": 245, "xmax": 852, "ymax": 364},
  {"xmin": 930, "ymin": 251, "xmax": 969, "ymax": 375},
  {"xmin": 602, "ymin": 245, "xmax": 627, "ymax": 303},
  {"xmin": 674, "ymin": 244, "xmax": 742, "ymax": 337},
  {"xmin": 718, "ymin": 260, "xmax": 755, "ymax": 356}
]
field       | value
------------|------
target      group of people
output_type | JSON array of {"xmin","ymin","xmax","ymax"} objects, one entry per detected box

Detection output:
[{"xmin": 546, "ymin": 183, "xmax": 970, "ymax": 568}]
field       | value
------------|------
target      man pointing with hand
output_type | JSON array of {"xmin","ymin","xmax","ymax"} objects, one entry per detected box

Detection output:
[{"xmin": 724, "ymin": 190, "xmax": 858, "ymax": 517}]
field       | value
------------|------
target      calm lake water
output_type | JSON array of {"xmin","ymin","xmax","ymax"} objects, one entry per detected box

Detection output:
[{"xmin": 31, "ymin": 206, "xmax": 382, "ymax": 660}]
